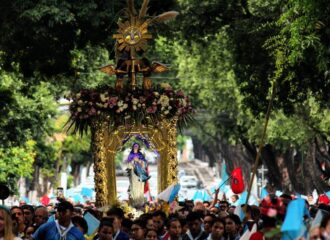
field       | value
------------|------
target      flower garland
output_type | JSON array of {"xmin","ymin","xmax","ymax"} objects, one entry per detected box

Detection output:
[{"xmin": 68, "ymin": 83, "xmax": 193, "ymax": 133}]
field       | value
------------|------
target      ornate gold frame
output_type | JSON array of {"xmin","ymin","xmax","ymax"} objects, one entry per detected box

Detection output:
[{"xmin": 91, "ymin": 116, "xmax": 178, "ymax": 207}]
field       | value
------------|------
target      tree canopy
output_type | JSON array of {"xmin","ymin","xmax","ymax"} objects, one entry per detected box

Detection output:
[{"xmin": 0, "ymin": 0, "xmax": 329, "ymax": 195}]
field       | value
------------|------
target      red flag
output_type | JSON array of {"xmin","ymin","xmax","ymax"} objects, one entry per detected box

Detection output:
[
  {"xmin": 144, "ymin": 165, "xmax": 152, "ymax": 202},
  {"xmin": 40, "ymin": 195, "xmax": 50, "ymax": 206},
  {"xmin": 231, "ymin": 167, "xmax": 245, "ymax": 194},
  {"xmin": 144, "ymin": 180, "xmax": 152, "ymax": 202}
]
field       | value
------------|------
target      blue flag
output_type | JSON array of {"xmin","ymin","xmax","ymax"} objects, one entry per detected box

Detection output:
[
  {"xmin": 84, "ymin": 212, "xmax": 100, "ymax": 236},
  {"xmin": 81, "ymin": 187, "xmax": 94, "ymax": 198},
  {"xmin": 281, "ymin": 198, "xmax": 310, "ymax": 240},
  {"xmin": 73, "ymin": 194, "xmax": 85, "ymax": 204},
  {"xmin": 221, "ymin": 163, "xmax": 229, "ymax": 181},
  {"xmin": 192, "ymin": 190, "xmax": 211, "ymax": 202},
  {"xmin": 260, "ymin": 187, "xmax": 269, "ymax": 199}
]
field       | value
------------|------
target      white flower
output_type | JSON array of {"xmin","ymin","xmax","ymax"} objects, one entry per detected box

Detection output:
[
  {"xmin": 180, "ymin": 99, "xmax": 187, "ymax": 107},
  {"xmin": 137, "ymin": 103, "xmax": 141, "ymax": 108},
  {"xmin": 77, "ymin": 107, "xmax": 82, "ymax": 112},
  {"xmin": 100, "ymin": 93, "xmax": 108, "ymax": 102},
  {"xmin": 133, "ymin": 106, "xmax": 137, "ymax": 111},
  {"xmin": 123, "ymin": 104, "xmax": 128, "ymax": 109},
  {"xmin": 78, "ymin": 100, "xmax": 84, "ymax": 106},
  {"xmin": 158, "ymin": 95, "xmax": 170, "ymax": 107},
  {"xmin": 160, "ymin": 83, "xmax": 172, "ymax": 89},
  {"xmin": 164, "ymin": 110, "xmax": 169, "ymax": 115},
  {"xmin": 117, "ymin": 100, "xmax": 124, "ymax": 107},
  {"xmin": 76, "ymin": 93, "xmax": 81, "ymax": 99},
  {"xmin": 132, "ymin": 98, "xmax": 139, "ymax": 105}
]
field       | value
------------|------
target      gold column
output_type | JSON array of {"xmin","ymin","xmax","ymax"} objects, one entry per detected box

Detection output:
[
  {"xmin": 166, "ymin": 117, "xmax": 178, "ymax": 186},
  {"xmin": 105, "ymin": 132, "xmax": 117, "ymax": 206},
  {"xmin": 91, "ymin": 117, "xmax": 108, "ymax": 207},
  {"xmin": 158, "ymin": 117, "xmax": 178, "ymax": 192}
]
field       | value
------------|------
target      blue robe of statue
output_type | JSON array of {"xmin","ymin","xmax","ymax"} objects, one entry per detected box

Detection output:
[{"xmin": 127, "ymin": 152, "xmax": 150, "ymax": 182}]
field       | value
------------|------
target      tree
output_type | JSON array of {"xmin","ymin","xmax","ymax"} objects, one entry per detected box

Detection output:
[
  {"xmin": 168, "ymin": 0, "xmax": 330, "ymax": 194},
  {"xmin": 0, "ymin": 140, "xmax": 36, "ymax": 194}
]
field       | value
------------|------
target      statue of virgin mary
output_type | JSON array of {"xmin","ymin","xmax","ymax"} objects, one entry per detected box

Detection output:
[{"xmin": 126, "ymin": 143, "xmax": 150, "ymax": 206}]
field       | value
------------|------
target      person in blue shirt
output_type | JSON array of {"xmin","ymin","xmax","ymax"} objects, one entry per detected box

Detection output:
[
  {"xmin": 106, "ymin": 208, "xmax": 129, "ymax": 240},
  {"xmin": 32, "ymin": 201, "xmax": 85, "ymax": 240}
]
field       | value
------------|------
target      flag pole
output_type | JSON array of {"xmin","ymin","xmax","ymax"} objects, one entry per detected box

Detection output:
[{"xmin": 245, "ymin": 81, "xmax": 277, "ymax": 206}]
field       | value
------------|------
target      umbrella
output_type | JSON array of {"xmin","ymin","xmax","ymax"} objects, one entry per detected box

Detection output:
[{"xmin": 157, "ymin": 184, "xmax": 181, "ymax": 203}]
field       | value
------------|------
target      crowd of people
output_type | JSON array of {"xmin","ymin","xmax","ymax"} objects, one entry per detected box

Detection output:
[{"xmin": 2, "ymin": 188, "xmax": 330, "ymax": 240}]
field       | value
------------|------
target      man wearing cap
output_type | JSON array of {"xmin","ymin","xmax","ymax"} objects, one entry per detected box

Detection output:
[{"xmin": 32, "ymin": 201, "xmax": 85, "ymax": 240}]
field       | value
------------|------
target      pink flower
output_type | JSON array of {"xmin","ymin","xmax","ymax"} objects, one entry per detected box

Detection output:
[
  {"xmin": 89, "ymin": 107, "xmax": 97, "ymax": 116},
  {"xmin": 108, "ymin": 97, "xmax": 118, "ymax": 108},
  {"xmin": 146, "ymin": 106, "xmax": 157, "ymax": 113},
  {"xmin": 176, "ymin": 90, "xmax": 185, "ymax": 97}
]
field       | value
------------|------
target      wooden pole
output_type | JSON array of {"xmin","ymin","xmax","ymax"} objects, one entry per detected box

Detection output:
[{"xmin": 245, "ymin": 81, "xmax": 277, "ymax": 206}]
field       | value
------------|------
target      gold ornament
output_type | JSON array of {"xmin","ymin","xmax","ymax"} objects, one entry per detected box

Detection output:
[{"xmin": 100, "ymin": 0, "xmax": 178, "ymax": 90}]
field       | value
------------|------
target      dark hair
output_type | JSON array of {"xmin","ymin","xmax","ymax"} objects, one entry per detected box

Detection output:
[
  {"xmin": 145, "ymin": 229, "xmax": 157, "ymax": 238},
  {"xmin": 122, "ymin": 218, "xmax": 133, "ymax": 230},
  {"xmin": 211, "ymin": 217, "xmax": 225, "ymax": 227},
  {"xmin": 21, "ymin": 205, "xmax": 35, "ymax": 214},
  {"xmin": 72, "ymin": 216, "xmax": 88, "ymax": 234},
  {"xmin": 204, "ymin": 213, "xmax": 216, "ymax": 224},
  {"xmin": 73, "ymin": 207, "xmax": 83, "ymax": 215},
  {"xmin": 152, "ymin": 210, "xmax": 167, "ymax": 221},
  {"xmin": 186, "ymin": 211, "xmax": 203, "ymax": 222},
  {"xmin": 107, "ymin": 207, "xmax": 125, "ymax": 219},
  {"xmin": 10, "ymin": 206, "xmax": 23, "ymax": 213},
  {"xmin": 225, "ymin": 214, "xmax": 241, "ymax": 226},
  {"xmin": 166, "ymin": 218, "xmax": 181, "ymax": 228},
  {"xmin": 219, "ymin": 201, "xmax": 229, "ymax": 207},
  {"xmin": 261, "ymin": 215, "xmax": 277, "ymax": 228},
  {"xmin": 318, "ymin": 204, "xmax": 330, "ymax": 213},
  {"xmin": 56, "ymin": 201, "xmax": 74, "ymax": 212},
  {"xmin": 321, "ymin": 214, "xmax": 330, "ymax": 228},
  {"xmin": 179, "ymin": 218, "xmax": 187, "ymax": 226},
  {"xmin": 139, "ymin": 213, "xmax": 153, "ymax": 222},
  {"xmin": 132, "ymin": 219, "xmax": 147, "ymax": 229},
  {"xmin": 99, "ymin": 217, "xmax": 114, "ymax": 230}
]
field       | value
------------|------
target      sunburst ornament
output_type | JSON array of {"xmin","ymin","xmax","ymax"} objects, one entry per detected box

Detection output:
[
  {"xmin": 113, "ymin": 0, "xmax": 179, "ymax": 54},
  {"xmin": 113, "ymin": 18, "xmax": 152, "ymax": 52}
]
